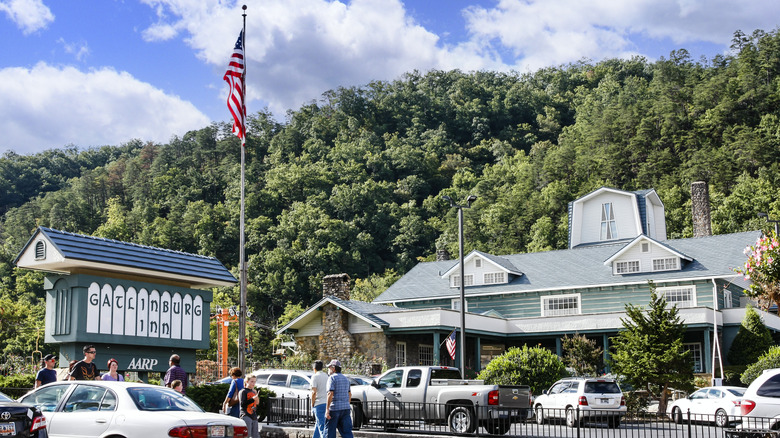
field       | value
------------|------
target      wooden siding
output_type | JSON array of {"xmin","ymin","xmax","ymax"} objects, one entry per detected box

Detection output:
[
  {"xmin": 297, "ymin": 316, "xmax": 323, "ymax": 337},
  {"xmin": 348, "ymin": 314, "xmax": 383, "ymax": 334},
  {"xmin": 572, "ymin": 191, "xmax": 642, "ymax": 247}
]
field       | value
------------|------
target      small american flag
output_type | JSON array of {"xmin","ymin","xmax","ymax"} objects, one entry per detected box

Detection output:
[
  {"xmin": 224, "ymin": 31, "xmax": 245, "ymax": 146},
  {"xmin": 446, "ymin": 330, "xmax": 457, "ymax": 360}
]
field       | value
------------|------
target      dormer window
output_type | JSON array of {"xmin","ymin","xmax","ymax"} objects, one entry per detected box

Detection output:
[
  {"xmin": 452, "ymin": 275, "xmax": 474, "ymax": 287},
  {"xmin": 35, "ymin": 240, "xmax": 46, "ymax": 260},
  {"xmin": 615, "ymin": 260, "xmax": 640, "ymax": 274},
  {"xmin": 652, "ymin": 257, "xmax": 678, "ymax": 271},
  {"xmin": 484, "ymin": 272, "xmax": 506, "ymax": 284},
  {"xmin": 600, "ymin": 202, "xmax": 617, "ymax": 240}
]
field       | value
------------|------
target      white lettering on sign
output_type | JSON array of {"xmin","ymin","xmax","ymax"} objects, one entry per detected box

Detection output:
[
  {"xmin": 86, "ymin": 282, "xmax": 204, "ymax": 341},
  {"xmin": 127, "ymin": 357, "xmax": 159, "ymax": 370}
]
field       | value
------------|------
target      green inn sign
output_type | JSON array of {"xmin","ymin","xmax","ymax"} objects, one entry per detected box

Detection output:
[{"xmin": 15, "ymin": 227, "xmax": 237, "ymax": 377}]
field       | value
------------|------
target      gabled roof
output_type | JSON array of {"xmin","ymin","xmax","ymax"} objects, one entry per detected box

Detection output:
[
  {"xmin": 276, "ymin": 295, "xmax": 402, "ymax": 334},
  {"xmin": 440, "ymin": 250, "xmax": 523, "ymax": 278},
  {"xmin": 15, "ymin": 227, "xmax": 237, "ymax": 288},
  {"xmin": 603, "ymin": 235, "xmax": 693, "ymax": 266},
  {"xmin": 374, "ymin": 231, "xmax": 760, "ymax": 304}
]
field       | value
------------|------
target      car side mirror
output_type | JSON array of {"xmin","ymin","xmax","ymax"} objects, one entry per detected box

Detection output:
[
  {"xmin": 543, "ymin": 390, "xmax": 548, "ymax": 395},
  {"xmin": 371, "ymin": 381, "xmax": 380, "ymax": 388}
]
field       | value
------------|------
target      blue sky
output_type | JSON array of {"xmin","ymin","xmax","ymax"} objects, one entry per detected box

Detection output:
[{"xmin": 1, "ymin": 0, "xmax": 779, "ymax": 156}]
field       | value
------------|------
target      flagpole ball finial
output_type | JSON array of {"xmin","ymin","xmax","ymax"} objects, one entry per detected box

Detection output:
[{"xmin": 242, "ymin": 5, "xmax": 247, "ymax": 10}]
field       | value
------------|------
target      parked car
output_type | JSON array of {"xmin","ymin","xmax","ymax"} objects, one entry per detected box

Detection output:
[
  {"xmin": 667, "ymin": 386, "xmax": 745, "ymax": 427},
  {"xmin": 738, "ymin": 368, "xmax": 780, "ymax": 430},
  {"xmin": 18, "ymin": 381, "xmax": 247, "ymax": 438},
  {"xmin": 534, "ymin": 377, "xmax": 626, "ymax": 428},
  {"xmin": 0, "ymin": 390, "xmax": 47, "ymax": 438}
]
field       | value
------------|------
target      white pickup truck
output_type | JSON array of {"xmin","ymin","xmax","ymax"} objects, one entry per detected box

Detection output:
[{"xmin": 349, "ymin": 366, "xmax": 532, "ymax": 435}]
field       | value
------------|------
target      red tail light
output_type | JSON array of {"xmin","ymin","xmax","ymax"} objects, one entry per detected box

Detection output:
[
  {"xmin": 620, "ymin": 396, "xmax": 625, "ymax": 406},
  {"xmin": 30, "ymin": 416, "xmax": 46, "ymax": 432},
  {"xmin": 578, "ymin": 396, "xmax": 588, "ymax": 406},
  {"xmin": 168, "ymin": 426, "xmax": 194, "ymax": 437},
  {"xmin": 741, "ymin": 400, "xmax": 756, "ymax": 416},
  {"xmin": 488, "ymin": 389, "xmax": 499, "ymax": 405},
  {"xmin": 234, "ymin": 425, "xmax": 249, "ymax": 438}
]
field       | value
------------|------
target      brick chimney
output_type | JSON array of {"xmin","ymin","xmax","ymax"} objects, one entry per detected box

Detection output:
[
  {"xmin": 322, "ymin": 273, "xmax": 350, "ymax": 300},
  {"xmin": 691, "ymin": 181, "xmax": 712, "ymax": 237},
  {"xmin": 436, "ymin": 248, "xmax": 451, "ymax": 261},
  {"xmin": 320, "ymin": 273, "xmax": 354, "ymax": 360}
]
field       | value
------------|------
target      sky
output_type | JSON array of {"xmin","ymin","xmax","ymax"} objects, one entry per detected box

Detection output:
[{"xmin": 1, "ymin": 0, "xmax": 779, "ymax": 156}]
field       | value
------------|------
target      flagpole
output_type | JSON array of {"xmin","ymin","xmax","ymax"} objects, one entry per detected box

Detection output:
[{"xmin": 238, "ymin": 4, "xmax": 248, "ymax": 373}]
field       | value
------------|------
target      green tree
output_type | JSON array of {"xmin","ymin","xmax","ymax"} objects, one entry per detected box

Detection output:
[
  {"xmin": 562, "ymin": 334, "xmax": 603, "ymax": 376},
  {"xmin": 351, "ymin": 269, "xmax": 400, "ymax": 302},
  {"xmin": 727, "ymin": 305, "xmax": 774, "ymax": 365},
  {"xmin": 741, "ymin": 346, "xmax": 780, "ymax": 385},
  {"xmin": 610, "ymin": 285, "xmax": 694, "ymax": 415},
  {"xmin": 477, "ymin": 345, "xmax": 568, "ymax": 395}
]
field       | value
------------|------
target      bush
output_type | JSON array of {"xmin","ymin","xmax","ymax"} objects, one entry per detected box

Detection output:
[
  {"xmin": 728, "ymin": 305, "xmax": 774, "ymax": 366},
  {"xmin": 741, "ymin": 346, "xmax": 780, "ymax": 385},
  {"xmin": 477, "ymin": 345, "xmax": 568, "ymax": 395},
  {"xmin": 0, "ymin": 373, "xmax": 35, "ymax": 398},
  {"xmin": 724, "ymin": 365, "xmax": 747, "ymax": 386}
]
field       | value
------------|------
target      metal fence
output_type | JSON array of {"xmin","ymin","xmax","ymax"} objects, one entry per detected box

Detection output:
[{"xmin": 265, "ymin": 397, "xmax": 780, "ymax": 438}]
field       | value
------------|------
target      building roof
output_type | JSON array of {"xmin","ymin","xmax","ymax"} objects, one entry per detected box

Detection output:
[
  {"xmin": 374, "ymin": 231, "xmax": 760, "ymax": 304},
  {"xmin": 15, "ymin": 227, "xmax": 237, "ymax": 288},
  {"xmin": 276, "ymin": 295, "xmax": 403, "ymax": 334}
]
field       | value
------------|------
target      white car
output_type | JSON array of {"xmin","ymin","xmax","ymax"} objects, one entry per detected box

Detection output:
[
  {"xmin": 739, "ymin": 368, "xmax": 780, "ymax": 430},
  {"xmin": 667, "ymin": 386, "xmax": 745, "ymax": 427},
  {"xmin": 18, "ymin": 381, "xmax": 247, "ymax": 438},
  {"xmin": 534, "ymin": 377, "xmax": 626, "ymax": 428}
]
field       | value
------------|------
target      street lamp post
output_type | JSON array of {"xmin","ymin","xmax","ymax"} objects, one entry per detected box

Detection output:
[
  {"xmin": 443, "ymin": 194, "xmax": 477, "ymax": 379},
  {"xmin": 758, "ymin": 212, "xmax": 780, "ymax": 236}
]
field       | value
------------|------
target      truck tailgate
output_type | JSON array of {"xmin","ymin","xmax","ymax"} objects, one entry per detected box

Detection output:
[{"xmin": 497, "ymin": 385, "xmax": 532, "ymax": 407}]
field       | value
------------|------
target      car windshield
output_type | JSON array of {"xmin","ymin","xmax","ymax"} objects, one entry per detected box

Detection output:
[
  {"xmin": 584, "ymin": 381, "xmax": 621, "ymax": 394},
  {"xmin": 0, "ymin": 391, "xmax": 11, "ymax": 402},
  {"xmin": 127, "ymin": 387, "xmax": 203, "ymax": 412},
  {"xmin": 727, "ymin": 388, "xmax": 746, "ymax": 397}
]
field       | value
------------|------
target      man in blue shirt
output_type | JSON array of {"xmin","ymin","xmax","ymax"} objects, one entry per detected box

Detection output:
[
  {"xmin": 324, "ymin": 359, "xmax": 353, "ymax": 438},
  {"xmin": 35, "ymin": 354, "xmax": 58, "ymax": 387}
]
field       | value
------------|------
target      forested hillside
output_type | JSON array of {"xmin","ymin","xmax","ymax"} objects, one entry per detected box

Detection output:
[{"xmin": 2, "ymin": 29, "xmax": 780, "ymax": 359}]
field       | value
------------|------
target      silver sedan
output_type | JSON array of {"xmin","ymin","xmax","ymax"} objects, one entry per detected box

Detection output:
[{"xmin": 18, "ymin": 381, "xmax": 247, "ymax": 438}]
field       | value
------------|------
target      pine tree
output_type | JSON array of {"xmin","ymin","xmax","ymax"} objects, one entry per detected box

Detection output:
[
  {"xmin": 728, "ymin": 305, "xmax": 774, "ymax": 366},
  {"xmin": 562, "ymin": 334, "xmax": 603, "ymax": 376},
  {"xmin": 610, "ymin": 283, "xmax": 694, "ymax": 415}
]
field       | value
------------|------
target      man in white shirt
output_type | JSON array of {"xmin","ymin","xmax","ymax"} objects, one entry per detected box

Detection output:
[{"xmin": 311, "ymin": 360, "xmax": 329, "ymax": 438}]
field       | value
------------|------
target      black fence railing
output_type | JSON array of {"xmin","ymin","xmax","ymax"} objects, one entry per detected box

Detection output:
[{"xmin": 265, "ymin": 397, "xmax": 780, "ymax": 438}]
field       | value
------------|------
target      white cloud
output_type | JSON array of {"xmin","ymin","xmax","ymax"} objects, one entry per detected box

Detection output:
[
  {"xmin": 0, "ymin": 63, "xmax": 211, "ymax": 154},
  {"xmin": 0, "ymin": 0, "xmax": 54, "ymax": 34},
  {"xmin": 56, "ymin": 38, "xmax": 90, "ymax": 62}
]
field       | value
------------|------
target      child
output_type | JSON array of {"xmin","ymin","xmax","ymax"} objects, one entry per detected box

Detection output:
[
  {"xmin": 239, "ymin": 375, "xmax": 260, "ymax": 438},
  {"xmin": 171, "ymin": 379, "xmax": 183, "ymax": 393}
]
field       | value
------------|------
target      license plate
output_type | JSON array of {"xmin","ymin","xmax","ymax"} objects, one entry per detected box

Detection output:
[
  {"xmin": 209, "ymin": 425, "xmax": 226, "ymax": 437},
  {"xmin": 600, "ymin": 398, "xmax": 610, "ymax": 403},
  {"xmin": 0, "ymin": 423, "xmax": 15, "ymax": 437},
  {"xmin": 510, "ymin": 410, "xmax": 518, "ymax": 416}
]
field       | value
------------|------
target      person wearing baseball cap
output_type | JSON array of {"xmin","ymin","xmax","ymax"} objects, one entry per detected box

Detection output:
[
  {"xmin": 324, "ymin": 359, "xmax": 353, "ymax": 438},
  {"xmin": 35, "ymin": 354, "xmax": 58, "ymax": 387}
]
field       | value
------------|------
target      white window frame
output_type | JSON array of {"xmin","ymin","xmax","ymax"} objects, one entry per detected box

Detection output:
[
  {"xmin": 484, "ymin": 272, "xmax": 506, "ymax": 284},
  {"xmin": 724, "ymin": 289, "xmax": 733, "ymax": 309},
  {"xmin": 615, "ymin": 260, "xmax": 640, "ymax": 274},
  {"xmin": 652, "ymin": 257, "xmax": 679, "ymax": 271},
  {"xmin": 660, "ymin": 285, "xmax": 696, "ymax": 308},
  {"xmin": 419, "ymin": 344, "xmax": 434, "ymax": 366},
  {"xmin": 684, "ymin": 343, "xmax": 703, "ymax": 373},
  {"xmin": 396, "ymin": 342, "xmax": 407, "ymax": 366},
  {"xmin": 451, "ymin": 299, "xmax": 469, "ymax": 312},
  {"xmin": 600, "ymin": 202, "xmax": 618, "ymax": 240},
  {"xmin": 641, "ymin": 242, "xmax": 650, "ymax": 253},
  {"xmin": 541, "ymin": 294, "xmax": 581, "ymax": 317},
  {"xmin": 452, "ymin": 274, "xmax": 474, "ymax": 287},
  {"xmin": 475, "ymin": 258, "xmax": 482, "ymax": 268}
]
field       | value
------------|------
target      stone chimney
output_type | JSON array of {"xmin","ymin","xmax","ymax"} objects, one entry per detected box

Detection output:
[
  {"xmin": 322, "ymin": 273, "xmax": 350, "ymax": 300},
  {"xmin": 320, "ymin": 273, "xmax": 355, "ymax": 360},
  {"xmin": 691, "ymin": 181, "xmax": 712, "ymax": 237},
  {"xmin": 436, "ymin": 248, "xmax": 451, "ymax": 261}
]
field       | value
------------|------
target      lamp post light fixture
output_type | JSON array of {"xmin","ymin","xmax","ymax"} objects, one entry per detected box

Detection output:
[
  {"xmin": 442, "ymin": 194, "xmax": 477, "ymax": 379},
  {"xmin": 758, "ymin": 212, "xmax": 780, "ymax": 236}
]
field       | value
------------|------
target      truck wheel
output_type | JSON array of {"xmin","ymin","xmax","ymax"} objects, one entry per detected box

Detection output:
[
  {"xmin": 448, "ymin": 406, "xmax": 476, "ymax": 434},
  {"xmin": 565, "ymin": 407, "xmax": 581, "ymax": 428},
  {"xmin": 535, "ymin": 405, "xmax": 544, "ymax": 425}
]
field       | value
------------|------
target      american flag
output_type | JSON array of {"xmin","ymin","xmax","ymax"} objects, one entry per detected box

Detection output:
[
  {"xmin": 446, "ymin": 330, "xmax": 457, "ymax": 360},
  {"xmin": 223, "ymin": 31, "xmax": 245, "ymax": 146}
]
